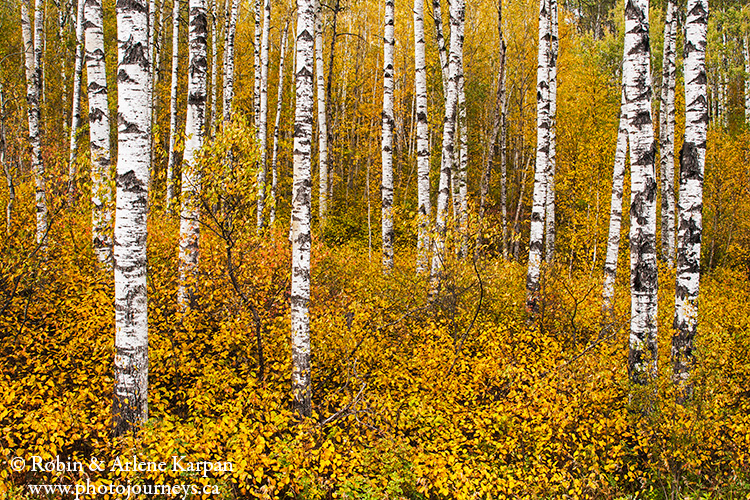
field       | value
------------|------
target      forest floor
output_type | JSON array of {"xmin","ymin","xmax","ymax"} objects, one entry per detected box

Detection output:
[{"xmin": 1, "ymin": 204, "xmax": 750, "ymax": 499}]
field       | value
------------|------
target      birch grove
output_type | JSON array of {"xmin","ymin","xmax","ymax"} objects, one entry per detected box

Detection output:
[
  {"xmin": 113, "ymin": 0, "xmax": 150, "ymax": 435},
  {"xmin": 84, "ymin": 0, "xmax": 113, "ymax": 268},
  {"xmin": 673, "ymin": 0, "xmax": 708, "ymax": 401},
  {"xmin": 178, "ymin": 0, "xmax": 208, "ymax": 308},
  {"xmin": 623, "ymin": 0, "xmax": 658, "ymax": 385}
]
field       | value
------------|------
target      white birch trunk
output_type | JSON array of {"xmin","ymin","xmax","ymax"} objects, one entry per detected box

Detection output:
[
  {"xmin": 381, "ymin": 0, "xmax": 395, "ymax": 271},
  {"xmin": 178, "ymin": 0, "xmax": 208, "ymax": 308},
  {"xmin": 526, "ymin": 0, "xmax": 551, "ymax": 316},
  {"xmin": 166, "ymin": 0, "xmax": 181, "ymax": 211},
  {"xmin": 223, "ymin": 0, "xmax": 240, "ymax": 122},
  {"xmin": 1, "ymin": 85, "xmax": 13, "ymax": 234},
  {"xmin": 673, "ymin": 0, "xmax": 708, "ymax": 401},
  {"xmin": 209, "ymin": 0, "xmax": 219, "ymax": 135},
  {"xmin": 315, "ymin": 3, "xmax": 329, "ymax": 222},
  {"xmin": 478, "ymin": 0, "xmax": 506, "ymax": 259},
  {"xmin": 270, "ymin": 20, "xmax": 290, "ymax": 228},
  {"xmin": 659, "ymin": 0, "xmax": 677, "ymax": 266},
  {"xmin": 414, "ymin": 0, "xmax": 431, "ymax": 274},
  {"xmin": 745, "ymin": 35, "xmax": 750, "ymax": 124},
  {"xmin": 257, "ymin": 0, "xmax": 271, "ymax": 230},
  {"xmin": 431, "ymin": 0, "xmax": 449, "ymax": 93},
  {"xmin": 602, "ymin": 92, "xmax": 628, "ymax": 316},
  {"xmin": 113, "ymin": 0, "xmax": 150, "ymax": 435},
  {"xmin": 67, "ymin": 0, "xmax": 85, "ymax": 202},
  {"xmin": 457, "ymin": 69, "xmax": 468, "ymax": 258},
  {"xmin": 84, "ymin": 0, "xmax": 113, "ymax": 268},
  {"xmin": 254, "ymin": 0, "xmax": 262, "ymax": 124},
  {"xmin": 22, "ymin": 0, "xmax": 48, "ymax": 250},
  {"xmin": 291, "ymin": 0, "xmax": 315, "ymax": 417},
  {"xmin": 544, "ymin": 0, "xmax": 558, "ymax": 263},
  {"xmin": 624, "ymin": 0, "xmax": 658, "ymax": 385},
  {"xmin": 430, "ymin": 0, "xmax": 464, "ymax": 281}
]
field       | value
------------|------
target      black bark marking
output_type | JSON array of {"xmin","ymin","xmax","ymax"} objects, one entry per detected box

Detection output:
[
  {"xmin": 117, "ymin": 169, "xmax": 146, "ymax": 193},
  {"xmin": 680, "ymin": 141, "xmax": 702, "ymax": 181},
  {"xmin": 121, "ymin": 36, "xmax": 149, "ymax": 69}
]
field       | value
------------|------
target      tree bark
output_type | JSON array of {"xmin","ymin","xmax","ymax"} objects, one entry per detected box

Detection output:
[
  {"xmin": 745, "ymin": 35, "xmax": 750, "ymax": 124},
  {"xmin": 414, "ymin": 0, "xmax": 431, "ymax": 274},
  {"xmin": 478, "ymin": 0, "xmax": 506, "ymax": 260},
  {"xmin": 291, "ymin": 0, "xmax": 315, "ymax": 418},
  {"xmin": 270, "ymin": 18, "xmax": 290, "ymax": 228},
  {"xmin": 431, "ymin": 0, "xmax": 449, "ymax": 93},
  {"xmin": 430, "ymin": 0, "xmax": 464, "ymax": 283},
  {"xmin": 315, "ymin": 2, "xmax": 329, "ymax": 222},
  {"xmin": 67, "ymin": 0, "xmax": 85, "ymax": 203},
  {"xmin": 624, "ymin": 0, "xmax": 658, "ymax": 385},
  {"xmin": 659, "ymin": 0, "xmax": 677, "ymax": 266},
  {"xmin": 166, "ymin": 0, "xmax": 181, "ymax": 212},
  {"xmin": 257, "ymin": 0, "xmax": 271, "ymax": 230},
  {"xmin": 545, "ymin": 0, "xmax": 558, "ymax": 263},
  {"xmin": 178, "ymin": 0, "xmax": 208, "ymax": 309},
  {"xmin": 84, "ymin": 0, "xmax": 113, "ymax": 268},
  {"xmin": 381, "ymin": 0, "xmax": 395, "ymax": 271},
  {"xmin": 21, "ymin": 0, "xmax": 48, "ymax": 251},
  {"xmin": 673, "ymin": 0, "xmax": 708, "ymax": 402},
  {"xmin": 209, "ymin": 0, "xmax": 219, "ymax": 135},
  {"xmin": 223, "ymin": 0, "xmax": 240, "ymax": 123},
  {"xmin": 254, "ymin": 0, "xmax": 262, "ymax": 124},
  {"xmin": 602, "ymin": 92, "xmax": 628, "ymax": 317},
  {"xmin": 113, "ymin": 0, "xmax": 150, "ymax": 436},
  {"xmin": 1, "ymin": 85, "xmax": 13, "ymax": 234},
  {"xmin": 526, "ymin": 0, "xmax": 551, "ymax": 316}
]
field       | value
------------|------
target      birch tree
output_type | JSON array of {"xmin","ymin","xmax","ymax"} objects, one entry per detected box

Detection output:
[
  {"xmin": 257, "ymin": 0, "xmax": 271, "ymax": 230},
  {"xmin": 178, "ymin": 0, "xmax": 208, "ymax": 308},
  {"xmin": 67, "ymin": 0, "xmax": 85, "ymax": 202},
  {"xmin": 209, "ymin": 0, "xmax": 219, "ymax": 134},
  {"xmin": 478, "ymin": 0, "xmax": 506, "ymax": 259},
  {"xmin": 430, "ymin": 0, "xmax": 464, "ymax": 282},
  {"xmin": 84, "ymin": 0, "xmax": 113, "ymax": 267},
  {"xmin": 624, "ymin": 0, "xmax": 658, "ymax": 385},
  {"xmin": 431, "ymin": 0, "xmax": 449, "ymax": 92},
  {"xmin": 113, "ymin": 0, "xmax": 150, "ymax": 435},
  {"xmin": 254, "ymin": 0, "xmax": 262, "ymax": 123},
  {"xmin": 291, "ymin": 0, "xmax": 315, "ymax": 417},
  {"xmin": 1, "ymin": 84, "xmax": 13, "ymax": 233},
  {"xmin": 745, "ymin": 34, "xmax": 750, "ymax": 124},
  {"xmin": 659, "ymin": 0, "xmax": 677, "ymax": 265},
  {"xmin": 166, "ymin": 0, "xmax": 181, "ymax": 211},
  {"xmin": 224, "ymin": 0, "xmax": 240, "ymax": 123},
  {"xmin": 21, "ymin": 0, "xmax": 48, "ymax": 250},
  {"xmin": 602, "ymin": 92, "xmax": 628, "ymax": 317},
  {"xmin": 545, "ymin": 0, "xmax": 558, "ymax": 263},
  {"xmin": 414, "ymin": 0, "xmax": 431, "ymax": 274},
  {"xmin": 526, "ymin": 0, "xmax": 551, "ymax": 316},
  {"xmin": 270, "ymin": 19, "xmax": 290, "ymax": 228},
  {"xmin": 381, "ymin": 0, "xmax": 395, "ymax": 271},
  {"xmin": 673, "ymin": 0, "xmax": 708, "ymax": 401},
  {"xmin": 315, "ymin": 2, "xmax": 329, "ymax": 222}
]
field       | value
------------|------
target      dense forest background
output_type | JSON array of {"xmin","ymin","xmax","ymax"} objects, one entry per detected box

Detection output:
[{"xmin": 1, "ymin": 0, "xmax": 750, "ymax": 497}]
